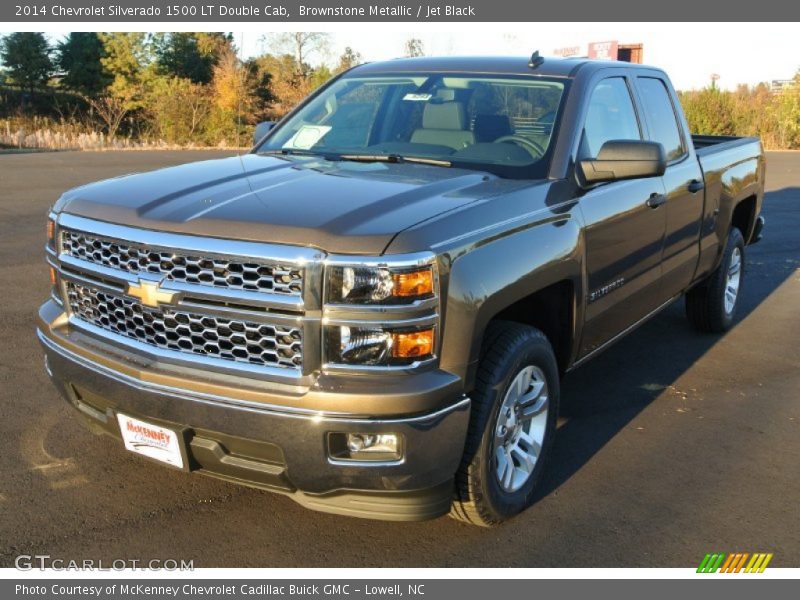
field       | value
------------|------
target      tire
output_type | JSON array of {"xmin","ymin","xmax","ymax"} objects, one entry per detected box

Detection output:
[
  {"xmin": 686, "ymin": 227, "xmax": 745, "ymax": 333},
  {"xmin": 450, "ymin": 321, "xmax": 559, "ymax": 527}
]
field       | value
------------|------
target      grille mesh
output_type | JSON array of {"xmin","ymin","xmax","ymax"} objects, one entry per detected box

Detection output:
[
  {"xmin": 66, "ymin": 282, "xmax": 302, "ymax": 370},
  {"xmin": 61, "ymin": 230, "xmax": 303, "ymax": 296}
]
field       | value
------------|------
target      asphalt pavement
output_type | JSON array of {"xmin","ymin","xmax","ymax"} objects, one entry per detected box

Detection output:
[{"xmin": 0, "ymin": 150, "xmax": 797, "ymax": 567}]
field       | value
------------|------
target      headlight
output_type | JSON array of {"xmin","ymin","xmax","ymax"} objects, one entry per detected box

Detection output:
[
  {"xmin": 326, "ymin": 264, "xmax": 435, "ymax": 305},
  {"xmin": 323, "ymin": 255, "xmax": 439, "ymax": 368},
  {"xmin": 325, "ymin": 325, "xmax": 435, "ymax": 366}
]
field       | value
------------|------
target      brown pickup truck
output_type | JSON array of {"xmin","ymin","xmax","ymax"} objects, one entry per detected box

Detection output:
[{"xmin": 39, "ymin": 55, "xmax": 765, "ymax": 526}]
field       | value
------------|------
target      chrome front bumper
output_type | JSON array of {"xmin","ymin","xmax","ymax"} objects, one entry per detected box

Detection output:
[{"xmin": 38, "ymin": 301, "xmax": 470, "ymax": 521}]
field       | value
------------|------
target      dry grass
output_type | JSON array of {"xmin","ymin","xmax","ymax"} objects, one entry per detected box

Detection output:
[{"xmin": 0, "ymin": 117, "xmax": 246, "ymax": 151}]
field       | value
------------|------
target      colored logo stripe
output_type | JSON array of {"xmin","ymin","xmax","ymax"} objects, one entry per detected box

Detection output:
[
  {"xmin": 745, "ymin": 553, "xmax": 773, "ymax": 573},
  {"xmin": 697, "ymin": 552, "xmax": 773, "ymax": 573},
  {"xmin": 697, "ymin": 553, "xmax": 726, "ymax": 573},
  {"xmin": 720, "ymin": 553, "xmax": 749, "ymax": 573}
]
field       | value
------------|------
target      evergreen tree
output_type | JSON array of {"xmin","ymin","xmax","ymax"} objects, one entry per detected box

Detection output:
[
  {"xmin": 0, "ymin": 32, "xmax": 53, "ymax": 96},
  {"xmin": 98, "ymin": 32, "xmax": 153, "ymax": 108},
  {"xmin": 155, "ymin": 32, "xmax": 232, "ymax": 84},
  {"xmin": 57, "ymin": 32, "xmax": 110, "ymax": 96}
]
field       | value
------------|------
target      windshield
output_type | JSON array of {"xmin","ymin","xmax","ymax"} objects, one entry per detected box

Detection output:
[{"xmin": 256, "ymin": 73, "xmax": 567, "ymax": 179}]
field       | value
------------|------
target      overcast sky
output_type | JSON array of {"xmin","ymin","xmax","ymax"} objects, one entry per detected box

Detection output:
[{"xmin": 37, "ymin": 23, "xmax": 799, "ymax": 91}]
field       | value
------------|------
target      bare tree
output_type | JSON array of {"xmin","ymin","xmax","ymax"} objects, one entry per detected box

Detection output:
[
  {"xmin": 185, "ymin": 86, "xmax": 211, "ymax": 137},
  {"xmin": 86, "ymin": 95, "xmax": 129, "ymax": 140},
  {"xmin": 403, "ymin": 38, "xmax": 425, "ymax": 58},
  {"xmin": 265, "ymin": 33, "xmax": 331, "ymax": 73}
]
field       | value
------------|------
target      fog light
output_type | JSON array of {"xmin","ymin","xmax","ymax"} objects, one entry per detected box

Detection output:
[
  {"xmin": 328, "ymin": 432, "xmax": 403, "ymax": 462},
  {"xmin": 347, "ymin": 433, "xmax": 398, "ymax": 453}
]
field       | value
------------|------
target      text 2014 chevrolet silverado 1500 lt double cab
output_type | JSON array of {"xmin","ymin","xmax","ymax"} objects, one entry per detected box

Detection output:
[{"xmin": 38, "ymin": 55, "xmax": 765, "ymax": 526}]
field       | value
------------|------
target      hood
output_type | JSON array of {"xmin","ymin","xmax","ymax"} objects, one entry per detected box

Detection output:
[{"xmin": 55, "ymin": 153, "xmax": 524, "ymax": 255}]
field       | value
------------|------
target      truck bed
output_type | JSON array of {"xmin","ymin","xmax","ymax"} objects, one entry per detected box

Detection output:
[
  {"xmin": 692, "ymin": 133, "xmax": 764, "ymax": 252},
  {"xmin": 691, "ymin": 134, "xmax": 760, "ymax": 158}
]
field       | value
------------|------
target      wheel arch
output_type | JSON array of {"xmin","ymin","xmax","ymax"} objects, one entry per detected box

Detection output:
[
  {"xmin": 438, "ymin": 218, "xmax": 584, "ymax": 391},
  {"xmin": 731, "ymin": 194, "xmax": 758, "ymax": 244},
  {"xmin": 490, "ymin": 280, "xmax": 576, "ymax": 374}
]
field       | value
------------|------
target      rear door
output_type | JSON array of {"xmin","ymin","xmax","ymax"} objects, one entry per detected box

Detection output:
[
  {"xmin": 577, "ymin": 76, "xmax": 668, "ymax": 357},
  {"xmin": 633, "ymin": 75, "xmax": 705, "ymax": 299}
]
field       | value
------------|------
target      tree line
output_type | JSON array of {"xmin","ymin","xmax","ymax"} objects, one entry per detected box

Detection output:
[
  {"xmin": 2, "ymin": 32, "xmax": 798, "ymax": 150},
  {"xmin": 678, "ymin": 81, "xmax": 800, "ymax": 150},
  {"xmin": 0, "ymin": 32, "xmax": 412, "ymax": 147}
]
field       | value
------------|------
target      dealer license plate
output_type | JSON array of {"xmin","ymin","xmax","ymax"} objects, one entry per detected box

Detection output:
[{"xmin": 117, "ymin": 413, "xmax": 184, "ymax": 469}]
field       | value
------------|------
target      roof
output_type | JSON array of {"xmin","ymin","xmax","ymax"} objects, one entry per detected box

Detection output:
[{"xmin": 350, "ymin": 55, "xmax": 656, "ymax": 79}]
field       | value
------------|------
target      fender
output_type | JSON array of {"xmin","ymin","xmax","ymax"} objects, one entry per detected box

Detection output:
[
  {"xmin": 695, "ymin": 149, "xmax": 764, "ymax": 281},
  {"xmin": 437, "ymin": 210, "xmax": 584, "ymax": 389},
  {"xmin": 386, "ymin": 179, "xmax": 585, "ymax": 391}
]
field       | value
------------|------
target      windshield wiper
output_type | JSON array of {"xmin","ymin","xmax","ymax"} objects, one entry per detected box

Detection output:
[
  {"xmin": 259, "ymin": 148, "xmax": 338, "ymax": 160},
  {"xmin": 338, "ymin": 153, "xmax": 452, "ymax": 168},
  {"xmin": 261, "ymin": 149, "xmax": 453, "ymax": 168}
]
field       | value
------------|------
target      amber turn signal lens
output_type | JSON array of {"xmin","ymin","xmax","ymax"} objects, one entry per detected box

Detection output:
[
  {"xmin": 391, "ymin": 329, "xmax": 434, "ymax": 359},
  {"xmin": 392, "ymin": 268, "xmax": 434, "ymax": 297},
  {"xmin": 49, "ymin": 266, "xmax": 57, "ymax": 286},
  {"xmin": 46, "ymin": 219, "xmax": 55, "ymax": 244}
]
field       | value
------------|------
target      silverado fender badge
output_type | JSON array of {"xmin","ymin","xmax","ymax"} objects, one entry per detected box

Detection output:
[
  {"xmin": 126, "ymin": 278, "xmax": 179, "ymax": 308},
  {"xmin": 589, "ymin": 278, "xmax": 626, "ymax": 303}
]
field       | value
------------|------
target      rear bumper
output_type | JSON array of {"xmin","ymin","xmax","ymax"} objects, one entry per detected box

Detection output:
[{"xmin": 38, "ymin": 302, "xmax": 470, "ymax": 522}]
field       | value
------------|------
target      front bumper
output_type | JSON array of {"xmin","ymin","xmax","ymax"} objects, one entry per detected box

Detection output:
[{"xmin": 38, "ymin": 301, "xmax": 470, "ymax": 521}]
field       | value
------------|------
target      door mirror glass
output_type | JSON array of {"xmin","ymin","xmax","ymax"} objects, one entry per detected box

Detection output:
[{"xmin": 579, "ymin": 140, "xmax": 666, "ymax": 185}]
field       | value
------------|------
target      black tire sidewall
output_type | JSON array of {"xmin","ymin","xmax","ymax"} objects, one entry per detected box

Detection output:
[{"xmin": 476, "ymin": 333, "xmax": 559, "ymax": 521}]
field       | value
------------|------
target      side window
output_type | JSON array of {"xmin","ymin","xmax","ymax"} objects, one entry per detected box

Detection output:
[
  {"xmin": 637, "ymin": 77, "xmax": 686, "ymax": 161},
  {"xmin": 580, "ymin": 77, "xmax": 641, "ymax": 159}
]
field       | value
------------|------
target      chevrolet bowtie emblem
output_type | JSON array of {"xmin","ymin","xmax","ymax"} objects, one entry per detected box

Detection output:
[{"xmin": 126, "ymin": 279, "xmax": 178, "ymax": 308}]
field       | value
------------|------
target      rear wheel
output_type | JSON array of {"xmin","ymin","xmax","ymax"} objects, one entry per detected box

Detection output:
[
  {"xmin": 686, "ymin": 227, "xmax": 745, "ymax": 333},
  {"xmin": 450, "ymin": 321, "xmax": 559, "ymax": 527}
]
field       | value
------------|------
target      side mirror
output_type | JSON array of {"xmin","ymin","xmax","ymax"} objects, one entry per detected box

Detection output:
[
  {"xmin": 579, "ymin": 140, "xmax": 666, "ymax": 186},
  {"xmin": 253, "ymin": 121, "xmax": 275, "ymax": 145}
]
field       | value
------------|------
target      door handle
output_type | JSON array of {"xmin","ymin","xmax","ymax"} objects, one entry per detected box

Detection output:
[
  {"xmin": 688, "ymin": 179, "xmax": 705, "ymax": 193},
  {"xmin": 646, "ymin": 193, "xmax": 667, "ymax": 209}
]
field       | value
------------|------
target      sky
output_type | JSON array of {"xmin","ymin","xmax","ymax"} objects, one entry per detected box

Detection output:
[{"xmin": 36, "ymin": 23, "xmax": 800, "ymax": 91}]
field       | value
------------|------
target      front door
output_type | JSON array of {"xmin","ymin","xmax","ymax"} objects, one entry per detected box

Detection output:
[{"xmin": 576, "ymin": 77, "xmax": 668, "ymax": 356}]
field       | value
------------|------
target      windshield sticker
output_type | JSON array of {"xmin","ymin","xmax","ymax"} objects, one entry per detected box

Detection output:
[
  {"xmin": 402, "ymin": 93, "xmax": 433, "ymax": 102},
  {"xmin": 283, "ymin": 125, "xmax": 332, "ymax": 150}
]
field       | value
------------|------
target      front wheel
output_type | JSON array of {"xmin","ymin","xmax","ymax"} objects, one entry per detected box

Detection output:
[
  {"xmin": 450, "ymin": 321, "xmax": 559, "ymax": 527},
  {"xmin": 686, "ymin": 227, "xmax": 745, "ymax": 333}
]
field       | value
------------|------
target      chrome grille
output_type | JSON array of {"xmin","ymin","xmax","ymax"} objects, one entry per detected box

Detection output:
[
  {"xmin": 66, "ymin": 282, "xmax": 302, "ymax": 370},
  {"xmin": 61, "ymin": 230, "xmax": 303, "ymax": 296}
]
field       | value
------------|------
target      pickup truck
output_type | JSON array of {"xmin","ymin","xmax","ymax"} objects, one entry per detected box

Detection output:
[{"xmin": 38, "ymin": 55, "xmax": 765, "ymax": 526}]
